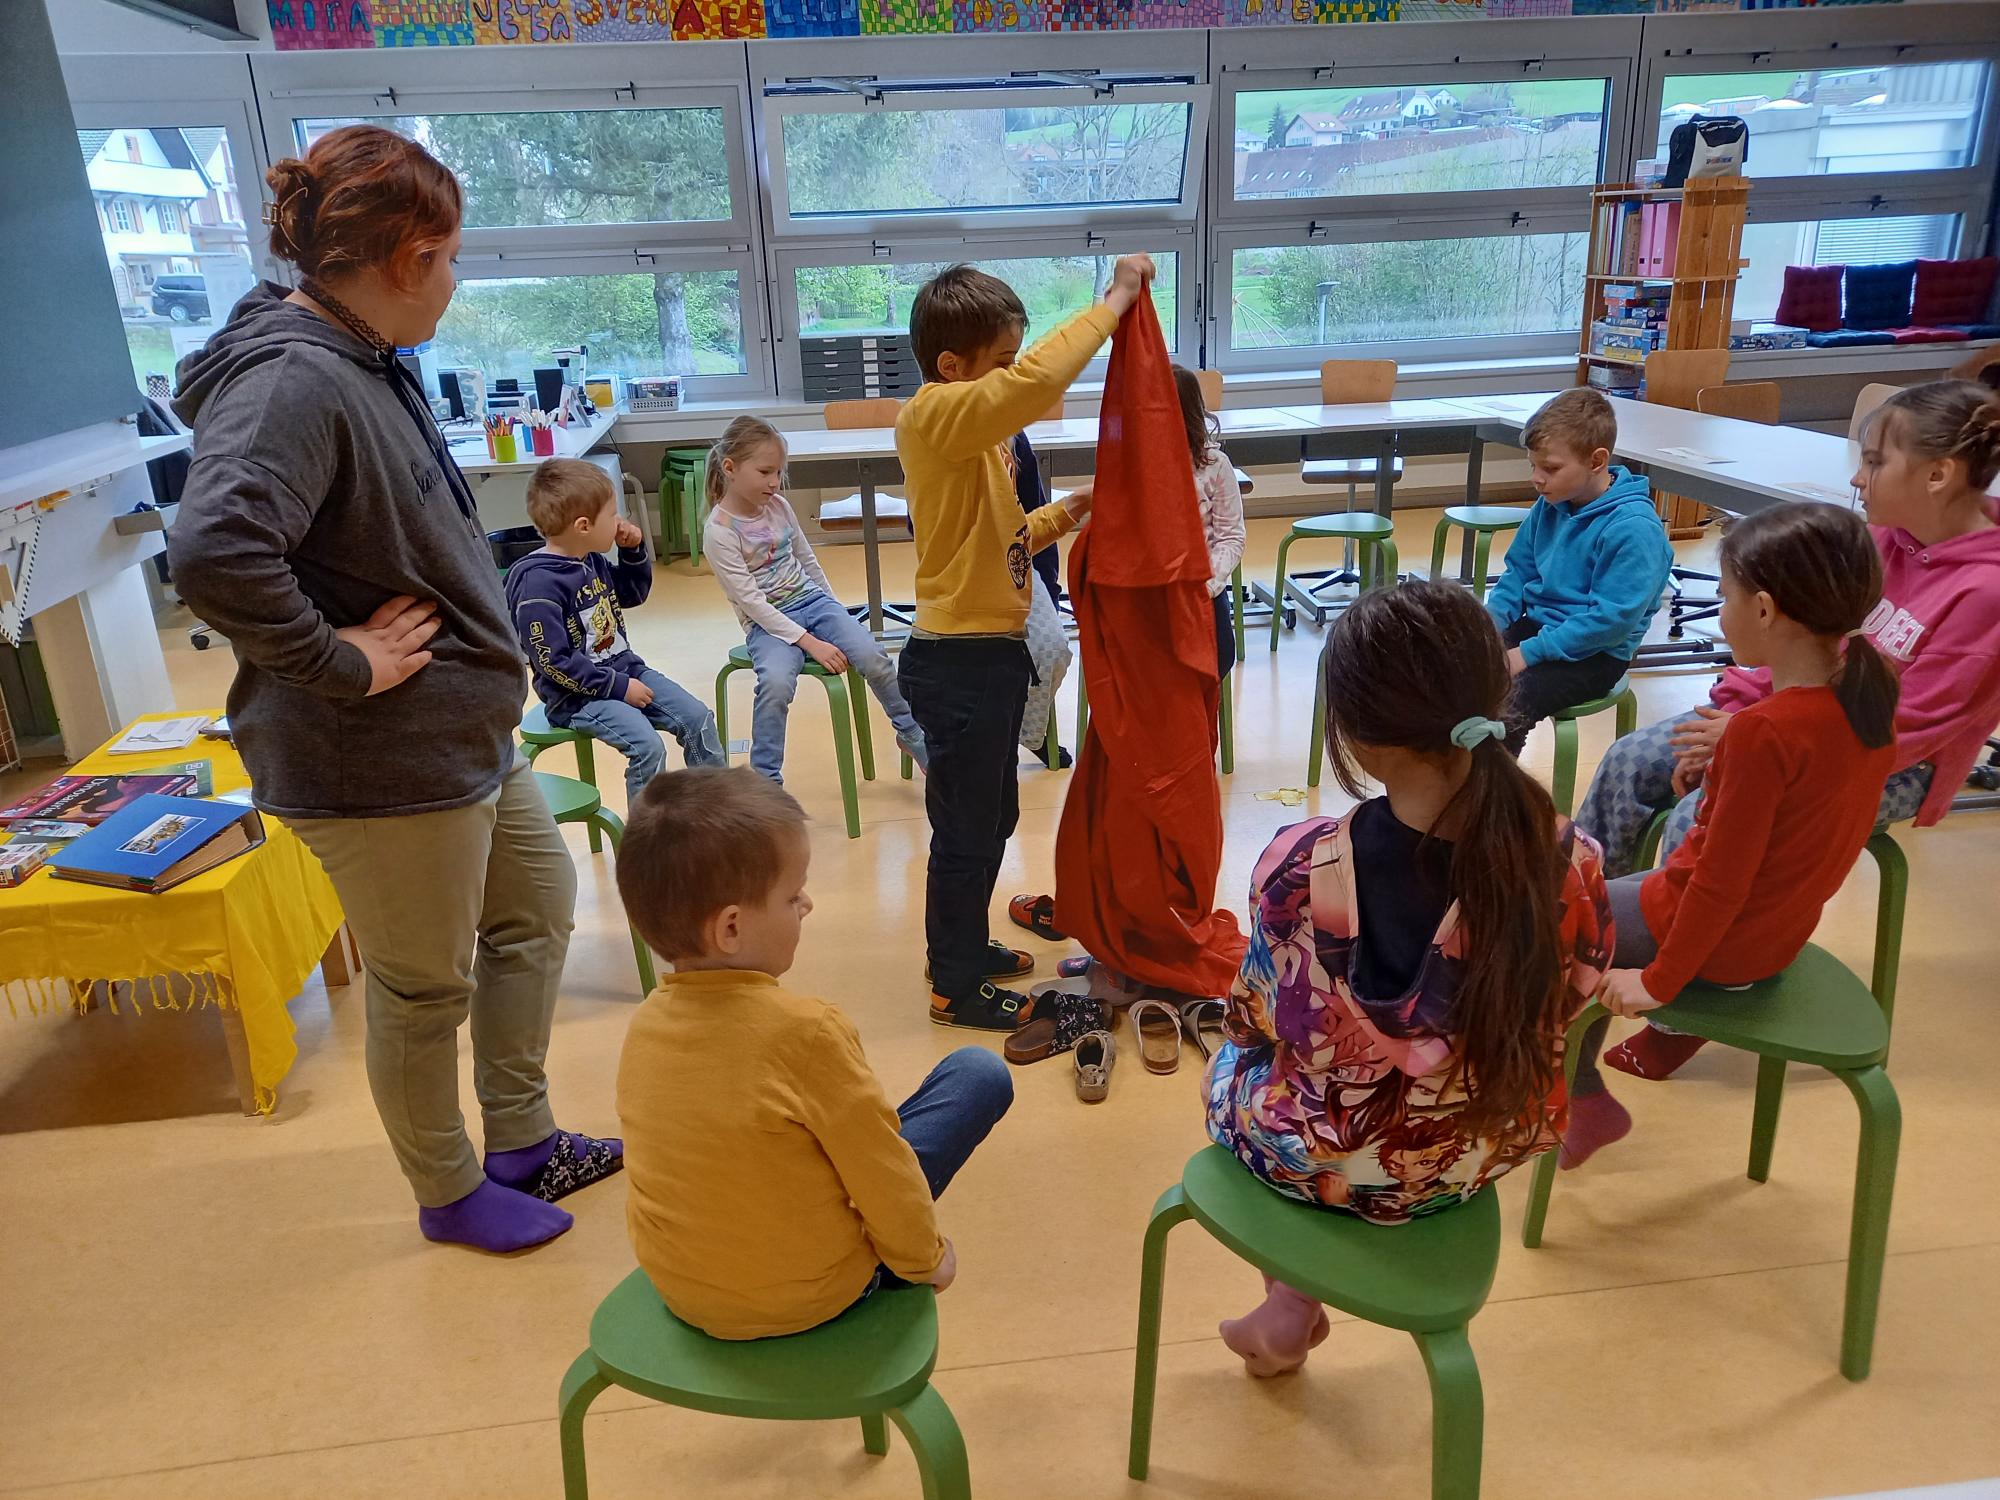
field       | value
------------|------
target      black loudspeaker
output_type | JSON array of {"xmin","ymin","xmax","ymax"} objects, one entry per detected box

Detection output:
[{"xmin": 533, "ymin": 367, "xmax": 564, "ymax": 411}]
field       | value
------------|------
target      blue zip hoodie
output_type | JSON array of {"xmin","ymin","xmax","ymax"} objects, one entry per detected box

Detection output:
[
  {"xmin": 506, "ymin": 543, "xmax": 655, "ymax": 723},
  {"xmin": 1484, "ymin": 466, "xmax": 1673, "ymax": 666}
]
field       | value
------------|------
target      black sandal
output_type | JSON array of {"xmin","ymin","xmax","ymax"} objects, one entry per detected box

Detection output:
[
  {"xmin": 515, "ymin": 1131, "xmax": 623, "ymax": 1203},
  {"xmin": 1004, "ymin": 990, "xmax": 1109, "ymax": 1065}
]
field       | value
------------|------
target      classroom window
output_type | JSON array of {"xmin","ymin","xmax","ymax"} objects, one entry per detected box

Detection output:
[
  {"xmin": 779, "ymin": 102, "xmax": 1192, "ymax": 219},
  {"xmin": 1228, "ymin": 233, "xmax": 1587, "ymax": 350},
  {"xmin": 1733, "ymin": 213, "xmax": 1960, "ymax": 324},
  {"xmin": 431, "ymin": 271, "xmax": 746, "ymax": 384},
  {"xmin": 794, "ymin": 252, "xmax": 1179, "ymax": 351},
  {"xmin": 1232, "ymin": 79, "xmax": 1610, "ymax": 201},
  {"xmin": 294, "ymin": 109, "xmax": 733, "ymax": 228},
  {"xmin": 1656, "ymin": 63, "xmax": 1992, "ymax": 179}
]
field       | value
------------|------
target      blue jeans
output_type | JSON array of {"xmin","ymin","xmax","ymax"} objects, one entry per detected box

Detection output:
[
  {"xmin": 746, "ymin": 592, "xmax": 925, "ymax": 783},
  {"xmin": 567, "ymin": 666, "xmax": 726, "ymax": 802},
  {"xmin": 867, "ymin": 1047, "xmax": 1013, "ymax": 1296}
]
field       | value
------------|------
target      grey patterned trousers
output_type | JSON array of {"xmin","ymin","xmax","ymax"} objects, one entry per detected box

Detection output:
[{"xmin": 1019, "ymin": 580, "xmax": 1073, "ymax": 755}]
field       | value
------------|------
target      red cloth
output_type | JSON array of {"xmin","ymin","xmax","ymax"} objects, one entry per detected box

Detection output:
[{"xmin": 1052, "ymin": 291, "xmax": 1246, "ymax": 996}]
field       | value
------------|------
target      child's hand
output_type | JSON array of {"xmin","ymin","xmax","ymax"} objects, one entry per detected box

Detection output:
[
  {"xmin": 1669, "ymin": 706, "xmax": 1731, "ymax": 768},
  {"xmin": 1103, "ymin": 254, "xmax": 1156, "ymax": 317},
  {"xmin": 1505, "ymin": 646, "xmax": 1527, "ymax": 677},
  {"xmin": 800, "ymin": 634, "xmax": 850, "ymax": 675},
  {"xmin": 1061, "ymin": 482, "xmax": 1094, "ymax": 523},
  {"xmin": 623, "ymin": 677, "xmax": 655, "ymax": 708},
  {"xmin": 614, "ymin": 518, "xmax": 645, "ymax": 550},
  {"xmin": 1670, "ymin": 754, "xmax": 1704, "ymax": 799},
  {"xmin": 918, "ymin": 1238, "xmax": 958, "ymax": 1294},
  {"xmin": 1599, "ymin": 968, "xmax": 1663, "ymax": 1018}
]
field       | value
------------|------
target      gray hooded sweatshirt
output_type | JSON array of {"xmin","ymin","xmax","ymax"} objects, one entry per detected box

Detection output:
[{"xmin": 168, "ymin": 283, "xmax": 525, "ymax": 820}]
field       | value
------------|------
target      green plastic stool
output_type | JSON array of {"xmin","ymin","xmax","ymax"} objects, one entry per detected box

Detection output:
[
  {"xmin": 1304, "ymin": 559, "xmax": 1403, "ymax": 788},
  {"xmin": 715, "ymin": 645, "xmax": 912, "ymax": 842},
  {"xmin": 659, "ymin": 447, "xmax": 711, "ymax": 565},
  {"xmin": 1268, "ymin": 513, "xmax": 1400, "ymax": 652},
  {"xmin": 521, "ymin": 704, "xmax": 602, "ymax": 853},
  {"xmin": 1428, "ymin": 506, "xmax": 1529, "ymax": 601},
  {"xmin": 1549, "ymin": 678, "xmax": 1640, "ymax": 816},
  {"xmin": 561, "ymin": 1271, "xmax": 968, "ymax": 1500},
  {"xmin": 534, "ymin": 771, "xmax": 655, "ymax": 997},
  {"xmin": 1132, "ymin": 1145, "xmax": 1498, "ymax": 1500},
  {"xmin": 1523, "ymin": 944, "xmax": 1900, "ymax": 1381}
]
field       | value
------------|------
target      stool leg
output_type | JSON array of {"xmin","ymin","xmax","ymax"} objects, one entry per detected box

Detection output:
[
  {"xmin": 558, "ymin": 1353, "xmax": 613, "ymax": 1500},
  {"xmin": 818, "ymin": 674, "xmax": 863, "ymax": 841},
  {"xmin": 1637, "ymin": 808, "xmax": 1670, "ymax": 871},
  {"xmin": 1268, "ymin": 534, "xmax": 1296, "ymax": 652},
  {"xmin": 847, "ymin": 666, "xmax": 877, "ymax": 782},
  {"xmin": 591, "ymin": 808, "xmax": 654, "ymax": 994},
  {"xmin": 1836, "ymin": 1064, "xmax": 1901, "ymax": 1382},
  {"xmin": 1077, "ymin": 671, "xmax": 1089, "ymax": 749},
  {"xmin": 686, "ymin": 485, "xmax": 703, "ymax": 568},
  {"xmin": 889, "ymin": 1384, "xmax": 971, "ymax": 1500},
  {"xmin": 1747, "ymin": 1055, "xmax": 1786, "ymax": 1183},
  {"xmin": 1551, "ymin": 716, "xmax": 1579, "ymax": 817},
  {"xmin": 1471, "ymin": 531, "xmax": 1494, "ymax": 603},
  {"xmin": 1614, "ymin": 687, "xmax": 1639, "ymax": 740},
  {"xmin": 1129, "ymin": 1183, "xmax": 1193, "ymax": 1481},
  {"xmin": 713, "ymin": 662, "xmax": 736, "ymax": 769},
  {"xmin": 1378, "ymin": 539, "xmax": 1399, "ymax": 589},
  {"xmin": 1866, "ymin": 830, "xmax": 1908, "ymax": 1038},
  {"xmin": 1415, "ymin": 1325, "xmax": 1485, "ymax": 1500},
  {"xmin": 861, "ymin": 1411, "xmax": 890, "ymax": 1457},
  {"xmin": 1218, "ymin": 674, "xmax": 1234, "ymax": 776},
  {"xmin": 1308, "ymin": 647, "xmax": 1326, "ymax": 790},
  {"xmin": 1429, "ymin": 516, "xmax": 1452, "ymax": 582},
  {"xmin": 575, "ymin": 737, "xmax": 602, "ymax": 854},
  {"xmin": 1522, "ymin": 1003, "xmax": 1602, "ymax": 1248},
  {"xmin": 1232, "ymin": 564, "xmax": 1246, "ymax": 660},
  {"xmin": 1045, "ymin": 701, "xmax": 1060, "ymax": 769}
]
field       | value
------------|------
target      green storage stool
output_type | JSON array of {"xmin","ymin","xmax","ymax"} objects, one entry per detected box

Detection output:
[
  {"xmin": 1267, "ymin": 513, "xmax": 1399, "ymax": 652},
  {"xmin": 1131, "ymin": 1145, "xmax": 1498, "ymax": 1500},
  {"xmin": 1428, "ymin": 506, "xmax": 1529, "ymax": 600},
  {"xmin": 1522, "ymin": 944, "xmax": 1900, "ymax": 1381},
  {"xmin": 533, "ymin": 771, "xmax": 655, "ymax": 997},
  {"xmin": 658, "ymin": 446, "xmax": 711, "ymax": 565},
  {"xmin": 561, "ymin": 1271, "xmax": 968, "ymax": 1500},
  {"xmin": 521, "ymin": 705, "xmax": 602, "ymax": 852},
  {"xmin": 1549, "ymin": 678, "xmax": 1639, "ymax": 816},
  {"xmin": 715, "ymin": 644, "xmax": 912, "ymax": 842}
]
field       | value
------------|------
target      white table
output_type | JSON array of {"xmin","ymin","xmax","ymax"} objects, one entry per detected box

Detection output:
[{"xmin": 441, "ymin": 404, "xmax": 644, "ymax": 548}]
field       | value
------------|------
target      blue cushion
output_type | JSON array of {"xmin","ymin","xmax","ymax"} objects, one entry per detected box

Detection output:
[
  {"xmin": 1844, "ymin": 261, "xmax": 1918, "ymax": 331},
  {"xmin": 1951, "ymin": 323, "xmax": 2000, "ymax": 339},
  {"xmin": 1806, "ymin": 330, "xmax": 1897, "ymax": 348}
]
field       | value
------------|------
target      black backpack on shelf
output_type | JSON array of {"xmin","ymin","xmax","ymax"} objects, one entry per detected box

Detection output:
[{"xmin": 1663, "ymin": 114, "xmax": 1749, "ymax": 188}]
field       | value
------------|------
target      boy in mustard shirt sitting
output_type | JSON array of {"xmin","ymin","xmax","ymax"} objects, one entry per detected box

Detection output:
[
  {"xmin": 614, "ymin": 766, "xmax": 1012, "ymax": 1339},
  {"xmin": 897, "ymin": 254, "xmax": 1155, "ymax": 1030}
]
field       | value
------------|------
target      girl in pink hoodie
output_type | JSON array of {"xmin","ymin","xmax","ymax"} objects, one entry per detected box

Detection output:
[{"xmin": 1575, "ymin": 378, "xmax": 2000, "ymax": 1079}]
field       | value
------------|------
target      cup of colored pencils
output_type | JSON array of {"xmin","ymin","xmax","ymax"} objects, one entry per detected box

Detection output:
[
  {"xmin": 526, "ymin": 409, "xmax": 557, "ymax": 457},
  {"xmin": 486, "ymin": 415, "xmax": 518, "ymax": 463}
]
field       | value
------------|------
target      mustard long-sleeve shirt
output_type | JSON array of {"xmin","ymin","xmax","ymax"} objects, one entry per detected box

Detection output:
[
  {"xmin": 616, "ymin": 969, "xmax": 944, "ymax": 1340},
  {"xmin": 896, "ymin": 303, "xmax": 1120, "ymax": 635}
]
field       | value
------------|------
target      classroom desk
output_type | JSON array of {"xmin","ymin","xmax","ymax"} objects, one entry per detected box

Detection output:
[
  {"xmin": 0, "ymin": 714, "xmax": 349, "ymax": 1117},
  {"xmin": 443, "ymin": 404, "xmax": 645, "ymax": 549}
]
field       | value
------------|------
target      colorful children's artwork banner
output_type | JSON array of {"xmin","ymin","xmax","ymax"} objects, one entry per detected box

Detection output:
[{"xmin": 270, "ymin": 0, "xmax": 1898, "ymax": 44}]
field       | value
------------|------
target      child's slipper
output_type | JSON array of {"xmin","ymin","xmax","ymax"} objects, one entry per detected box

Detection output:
[
  {"xmin": 1003, "ymin": 991, "xmax": 1108, "ymax": 1065},
  {"xmin": 1074, "ymin": 1029, "xmax": 1116, "ymax": 1103},
  {"xmin": 1179, "ymin": 998, "xmax": 1227, "ymax": 1060},
  {"xmin": 1007, "ymin": 893, "xmax": 1068, "ymax": 942},
  {"xmin": 1129, "ymin": 998, "xmax": 1185, "ymax": 1076}
]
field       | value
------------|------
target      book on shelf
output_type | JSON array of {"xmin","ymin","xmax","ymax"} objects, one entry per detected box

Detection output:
[
  {"xmin": 0, "ymin": 773, "xmax": 203, "ymax": 827},
  {"xmin": 46, "ymin": 794, "xmax": 265, "ymax": 894},
  {"xmin": 0, "ymin": 842, "xmax": 51, "ymax": 887}
]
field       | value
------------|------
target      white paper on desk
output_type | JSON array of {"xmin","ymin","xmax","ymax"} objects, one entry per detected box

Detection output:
[
  {"xmin": 1782, "ymin": 481, "xmax": 1858, "ymax": 506},
  {"xmin": 1656, "ymin": 446, "xmax": 1733, "ymax": 465},
  {"xmin": 1451, "ymin": 399, "xmax": 1527, "ymax": 418},
  {"xmin": 108, "ymin": 716, "xmax": 211, "ymax": 754}
]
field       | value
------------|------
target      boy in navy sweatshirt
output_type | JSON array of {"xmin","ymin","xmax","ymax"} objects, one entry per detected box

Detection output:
[
  {"xmin": 1484, "ymin": 389, "xmax": 1675, "ymax": 753},
  {"xmin": 507, "ymin": 459, "xmax": 724, "ymax": 800}
]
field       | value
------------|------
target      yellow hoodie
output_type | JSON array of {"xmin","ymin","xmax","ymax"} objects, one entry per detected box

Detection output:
[{"xmin": 895, "ymin": 303, "xmax": 1120, "ymax": 635}]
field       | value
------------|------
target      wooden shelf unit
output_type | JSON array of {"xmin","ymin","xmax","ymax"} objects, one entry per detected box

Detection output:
[{"xmin": 1575, "ymin": 177, "xmax": 1751, "ymax": 386}]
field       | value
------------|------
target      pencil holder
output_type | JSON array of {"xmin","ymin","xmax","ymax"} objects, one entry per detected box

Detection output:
[
  {"xmin": 495, "ymin": 430, "xmax": 519, "ymax": 463},
  {"xmin": 531, "ymin": 427, "xmax": 555, "ymax": 457}
]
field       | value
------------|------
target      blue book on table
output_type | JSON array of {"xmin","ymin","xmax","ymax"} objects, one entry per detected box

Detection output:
[{"xmin": 47, "ymin": 793, "xmax": 265, "ymax": 893}]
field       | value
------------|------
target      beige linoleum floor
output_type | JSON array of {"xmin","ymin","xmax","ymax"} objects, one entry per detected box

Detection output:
[{"xmin": 2, "ymin": 514, "xmax": 1996, "ymax": 1500}]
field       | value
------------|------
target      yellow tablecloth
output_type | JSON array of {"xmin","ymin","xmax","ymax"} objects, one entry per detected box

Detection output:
[{"xmin": 0, "ymin": 712, "xmax": 344, "ymax": 1112}]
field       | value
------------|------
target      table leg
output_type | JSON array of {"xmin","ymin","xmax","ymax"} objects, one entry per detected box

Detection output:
[
  {"xmin": 1374, "ymin": 433, "xmax": 1395, "ymax": 519},
  {"xmin": 218, "ymin": 1003, "xmax": 260, "ymax": 1117},
  {"xmin": 859, "ymin": 460, "xmax": 885, "ymax": 636},
  {"xmin": 320, "ymin": 923, "xmax": 360, "ymax": 989}
]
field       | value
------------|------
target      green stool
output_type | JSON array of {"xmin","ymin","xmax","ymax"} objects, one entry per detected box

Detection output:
[
  {"xmin": 534, "ymin": 771, "xmax": 655, "ymax": 997},
  {"xmin": 1428, "ymin": 506, "xmax": 1529, "ymax": 600},
  {"xmin": 715, "ymin": 645, "xmax": 912, "ymax": 842},
  {"xmin": 658, "ymin": 447, "xmax": 711, "ymax": 565},
  {"xmin": 1267, "ymin": 514, "xmax": 1400, "ymax": 652},
  {"xmin": 1132, "ymin": 1145, "xmax": 1498, "ymax": 1500},
  {"xmin": 1522, "ymin": 944, "xmax": 1900, "ymax": 1381},
  {"xmin": 561, "ymin": 1271, "xmax": 968, "ymax": 1500},
  {"xmin": 521, "ymin": 705, "xmax": 602, "ymax": 853},
  {"xmin": 1303, "ymin": 558, "xmax": 1402, "ymax": 788},
  {"xmin": 1549, "ymin": 678, "xmax": 1640, "ymax": 816}
]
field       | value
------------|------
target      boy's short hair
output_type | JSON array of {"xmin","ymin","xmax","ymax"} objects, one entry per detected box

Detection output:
[
  {"xmin": 525, "ymin": 457, "xmax": 616, "ymax": 538},
  {"xmin": 617, "ymin": 767, "xmax": 808, "ymax": 961},
  {"xmin": 1523, "ymin": 388, "xmax": 1618, "ymax": 460},
  {"xmin": 910, "ymin": 265, "xmax": 1027, "ymax": 383}
]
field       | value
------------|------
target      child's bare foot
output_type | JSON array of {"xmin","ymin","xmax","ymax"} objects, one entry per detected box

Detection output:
[{"xmin": 1219, "ymin": 1282, "xmax": 1330, "ymax": 1377}]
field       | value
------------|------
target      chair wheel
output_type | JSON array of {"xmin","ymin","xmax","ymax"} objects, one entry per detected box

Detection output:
[
  {"xmin": 1970, "ymin": 767, "xmax": 2000, "ymax": 791},
  {"xmin": 1282, "ymin": 607, "xmax": 1297, "ymax": 629}
]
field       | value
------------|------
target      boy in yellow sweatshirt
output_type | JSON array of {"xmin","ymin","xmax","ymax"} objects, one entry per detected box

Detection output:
[
  {"xmin": 897, "ymin": 254, "xmax": 1155, "ymax": 1029},
  {"xmin": 614, "ymin": 766, "xmax": 1012, "ymax": 1339}
]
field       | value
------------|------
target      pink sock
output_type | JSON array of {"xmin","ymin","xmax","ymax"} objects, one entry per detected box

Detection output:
[
  {"xmin": 1606, "ymin": 1027, "xmax": 1709, "ymax": 1081},
  {"xmin": 1219, "ymin": 1280, "xmax": 1331, "ymax": 1377},
  {"xmin": 1560, "ymin": 1089, "xmax": 1632, "ymax": 1170}
]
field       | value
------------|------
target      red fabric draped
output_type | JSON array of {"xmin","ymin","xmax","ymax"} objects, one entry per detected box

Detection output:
[{"xmin": 1052, "ymin": 290, "xmax": 1246, "ymax": 997}]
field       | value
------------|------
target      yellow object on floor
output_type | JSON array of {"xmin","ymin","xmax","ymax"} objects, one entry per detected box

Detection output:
[{"xmin": 0, "ymin": 711, "xmax": 344, "ymax": 1112}]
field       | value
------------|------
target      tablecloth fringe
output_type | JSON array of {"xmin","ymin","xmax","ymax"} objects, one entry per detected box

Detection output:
[{"xmin": 4, "ymin": 971, "xmax": 233, "ymax": 1020}]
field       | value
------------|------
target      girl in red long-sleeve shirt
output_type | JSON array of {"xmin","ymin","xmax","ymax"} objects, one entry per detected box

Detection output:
[{"xmin": 1562, "ymin": 502, "xmax": 1900, "ymax": 1167}]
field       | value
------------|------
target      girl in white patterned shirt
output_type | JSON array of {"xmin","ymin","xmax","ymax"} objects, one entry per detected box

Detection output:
[{"xmin": 1172, "ymin": 366, "xmax": 1248, "ymax": 676}]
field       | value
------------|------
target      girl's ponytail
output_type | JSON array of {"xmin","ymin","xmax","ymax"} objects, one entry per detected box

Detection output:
[{"xmin": 1834, "ymin": 635, "xmax": 1899, "ymax": 752}]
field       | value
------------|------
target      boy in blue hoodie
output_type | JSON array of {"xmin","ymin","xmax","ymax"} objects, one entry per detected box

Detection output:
[
  {"xmin": 507, "ymin": 459, "xmax": 725, "ymax": 800},
  {"xmin": 1484, "ymin": 388, "xmax": 1674, "ymax": 754}
]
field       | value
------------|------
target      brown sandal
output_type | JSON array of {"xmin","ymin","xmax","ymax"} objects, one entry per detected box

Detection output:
[
  {"xmin": 1129, "ymin": 998, "xmax": 1185, "ymax": 1076},
  {"xmin": 1179, "ymin": 999, "xmax": 1227, "ymax": 1060},
  {"xmin": 1003, "ymin": 990, "xmax": 1108, "ymax": 1066},
  {"xmin": 1073, "ymin": 1029, "xmax": 1115, "ymax": 1102}
]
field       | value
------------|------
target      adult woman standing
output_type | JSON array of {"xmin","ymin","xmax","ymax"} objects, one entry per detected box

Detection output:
[{"xmin": 169, "ymin": 126, "xmax": 617, "ymax": 1252}]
